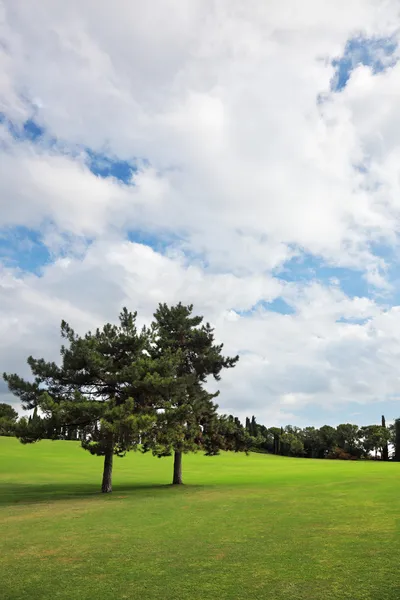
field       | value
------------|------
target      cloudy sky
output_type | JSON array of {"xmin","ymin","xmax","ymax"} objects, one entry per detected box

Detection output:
[{"xmin": 1, "ymin": 1, "xmax": 400, "ymax": 427}]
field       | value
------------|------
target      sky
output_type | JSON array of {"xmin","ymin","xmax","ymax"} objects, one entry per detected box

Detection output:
[{"xmin": 1, "ymin": 0, "xmax": 400, "ymax": 428}]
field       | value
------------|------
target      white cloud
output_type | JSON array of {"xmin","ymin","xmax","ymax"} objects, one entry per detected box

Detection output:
[{"xmin": 2, "ymin": 1, "xmax": 400, "ymax": 425}]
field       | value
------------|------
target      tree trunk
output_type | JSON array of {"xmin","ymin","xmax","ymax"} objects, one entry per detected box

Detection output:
[
  {"xmin": 172, "ymin": 451, "xmax": 183, "ymax": 485},
  {"xmin": 101, "ymin": 444, "xmax": 114, "ymax": 493}
]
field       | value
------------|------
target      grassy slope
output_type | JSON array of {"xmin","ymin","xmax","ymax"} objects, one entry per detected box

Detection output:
[{"xmin": 1, "ymin": 437, "xmax": 400, "ymax": 600}]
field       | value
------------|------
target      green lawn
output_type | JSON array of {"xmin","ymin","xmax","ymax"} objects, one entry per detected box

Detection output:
[{"xmin": 1, "ymin": 437, "xmax": 400, "ymax": 600}]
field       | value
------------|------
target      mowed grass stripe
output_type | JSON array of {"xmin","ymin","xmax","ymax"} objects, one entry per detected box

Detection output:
[{"xmin": 1, "ymin": 436, "xmax": 400, "ymax": 600}]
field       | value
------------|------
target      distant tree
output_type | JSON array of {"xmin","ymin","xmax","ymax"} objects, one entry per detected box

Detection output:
[
  {"xmin": 360, "ymin": 425, "xmax": 390, "ymax": 459},
  {"xmin": 336, "ymin": 424, "xmax": 361, "ymax": 457},
  {"xmin": 381, "ymin": 415, "xmax": 389, "ymax": 461},
  {"xmin": 319, "ymin": 425, "xmax": 338, "ymax": 457},
  {"xmin": 280, "ymin": 431, "xmax": 304, "ymax": 456},
  {"xmin": 22, "ymin": 405, "xmax": 58, "ymax": 441},
  {"xmin": 4, "ymin": 309, "xmax": 175, "ymax": 493},
  {"xmin": 388, "ymin": 422, "xmax": 395, "ymax": 458},
  {"xmin": 0, "ymin": 402, "xmax": 18, "ymax": 436},
  {"xmin": 245, "ymin": 416, "xmax": 251, "ymax": 433},
  {"xmin": 394, "ymin": 419, "xmax": 400, "ymax": 462},
  {"xmin": 300, "ymin": 427, "xmax": 323, "ymax": 459},
  {"xmin": 0, "ymin": 403, "xmax": 18, "ymax": 421},
  {"xmin": 257, "ymin": 424, "xmax": 273, "ymax": 453},
  {"xmin": 279, "ymin": 427, "xmax": 284, "ymax": 455},
  {"xmin": 145, "ymin": 302, "xmax": 239, "ymax": 484},
  {"xmin": 269, "ymin": 427, "xmax": 281, "ymax": 455},
  {"xmin": 243, "ymin": 416, "xmax": 273, "ymax": 451},
  {"xmin": 202, "ymin": 414, "xmax": 252, "ymax": 456},
  {"xmin": 226, "ymin": 416, "xmax": 394, "ymax": 461}
]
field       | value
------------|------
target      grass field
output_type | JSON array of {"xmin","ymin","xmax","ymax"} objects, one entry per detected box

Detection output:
[{"xmin": 1, "ymin": 437, "xmax": 400, "ymax": 600}]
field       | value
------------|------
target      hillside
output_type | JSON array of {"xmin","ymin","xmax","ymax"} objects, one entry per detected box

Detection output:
[{"xmin": 1, "ymin": 436, "xmax": 400, "ymax": 600}]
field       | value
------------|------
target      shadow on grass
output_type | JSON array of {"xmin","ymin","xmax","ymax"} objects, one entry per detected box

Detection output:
[{"xmin": 0, "ymin": 481, "xmax": 210, "ymax": 507}]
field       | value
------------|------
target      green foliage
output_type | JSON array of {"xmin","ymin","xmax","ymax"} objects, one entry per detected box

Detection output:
[
  {"xmin": 319, "ymin": 425, "xmax": 338, "ymax": 455},
  {"xmin": 242, "ymin": 418, "xmax": 395, "ymax": 460},
  {"xmin": 0, "ymin": 403, "xmax": 18, "ymax": 420},
  {"xmin": 360, "ymin": 425, "xmax": 390, "ymax": 458},
  {"xmin": 244, "ymin": 415, "xmax": 273, "ymax": 452},
  {"xmin": 336, "ymin": 423, "xmax": 361, "ymax": 456},
  {"xmin": 202, "ymin": 414, "xmax": 252, "ymax": 456},
  {"xmin": 151, "ymin": 302, "xmax": 239, "ymax": 382},
  {"xmin": 394, "ymin": 419, "xmax": 400, "ymax": 462},
  {"xmin": 280, "ymin": 431, "xmax": 304, "ymax": 456},
  {"xmin": 0, "ymin": 402, "xmax": 18, "ymax": 436},
  {"xmin": 3, "ymin": 303, "xmax": 243, "ymax": 489},
  {"xmin": 269, "ymin": 427, "xmax": 281, "ymax": 455},
  {"xmin": 144, "ymin": 302, "xmax": 240, "ymax": 482},
  {"xmin": 300, "ymin": 427, "xmax": 323, "ymax": 458},
  {"xmin": 142, "ymin": 386, "xmax": 219, "ymax": 458},
  {"xmin": 245, "ymin": 416, "xmax": 251, "ymax": 432},
  {"xmin": 3, "ymin": 308, "xmax": 179, "ymax": 491},
  {"xmin": 381, "ymin": 415, "xmax": 389, "ymax": 461}
]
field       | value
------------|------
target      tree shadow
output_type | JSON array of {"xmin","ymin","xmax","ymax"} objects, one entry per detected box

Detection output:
[{"xmin": 0, "ymin": 481, "xmax": 210, "ymax": 508}]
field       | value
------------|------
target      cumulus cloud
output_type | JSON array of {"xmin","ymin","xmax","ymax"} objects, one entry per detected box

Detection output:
[{"xmin": 1, "ymin": 0, "xmax": 400, "ymax": 425}]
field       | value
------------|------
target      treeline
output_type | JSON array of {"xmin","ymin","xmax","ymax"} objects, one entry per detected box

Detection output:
[
  {"xmin": 3, "ymin": 303, "xmax": 251, "ymax": 493},
  {"xmin": 0, "ymin": 405, "xmax": 81, "ymax": 440},
  {"xmin": 244, "ymin": 415, "xmax": 400, "ymax": 460},
  {"xmin": 4, "ymin": 406, "xmax": 397, "ymax": 462}
]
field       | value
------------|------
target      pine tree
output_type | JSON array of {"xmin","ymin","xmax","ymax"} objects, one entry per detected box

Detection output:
[
  {"xmin": 245, "ymin": 416, "xmax": 251, "ymax": 433},
  {"xmin": 145, "ymin": 302, "xmax": 239, "ymax": 484},
  {"xmin": 4, "ymin": 308, "xmax": 176, "ymax": 493}
]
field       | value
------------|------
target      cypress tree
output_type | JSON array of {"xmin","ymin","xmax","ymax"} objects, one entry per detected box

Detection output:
[
  {"xmin": 394, "ymin": 419, "xmax": 400, "ymax": 462},
  {"xmin": 381, "ymin": 415, "xmax": 389, "ymax": 461},
  {"xmin": 280, "ymin": 426, "xmax": 284, "ymax": 455},
  {"xmin": 269, "ymin": 427, "xmax": 281, "ymax": 455}
]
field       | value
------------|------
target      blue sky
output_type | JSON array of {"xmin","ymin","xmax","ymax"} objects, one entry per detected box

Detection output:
[
  {"xmin": 1, "ymin": 3, "xmax": 400, "ymax": 427},
  {"xmin": 0, "ymin": 226, "xmax": 51, "ymax": 273},
  {"xmin": 332, "ymin": 35, "xmax": 397, "ymax": 91}
]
